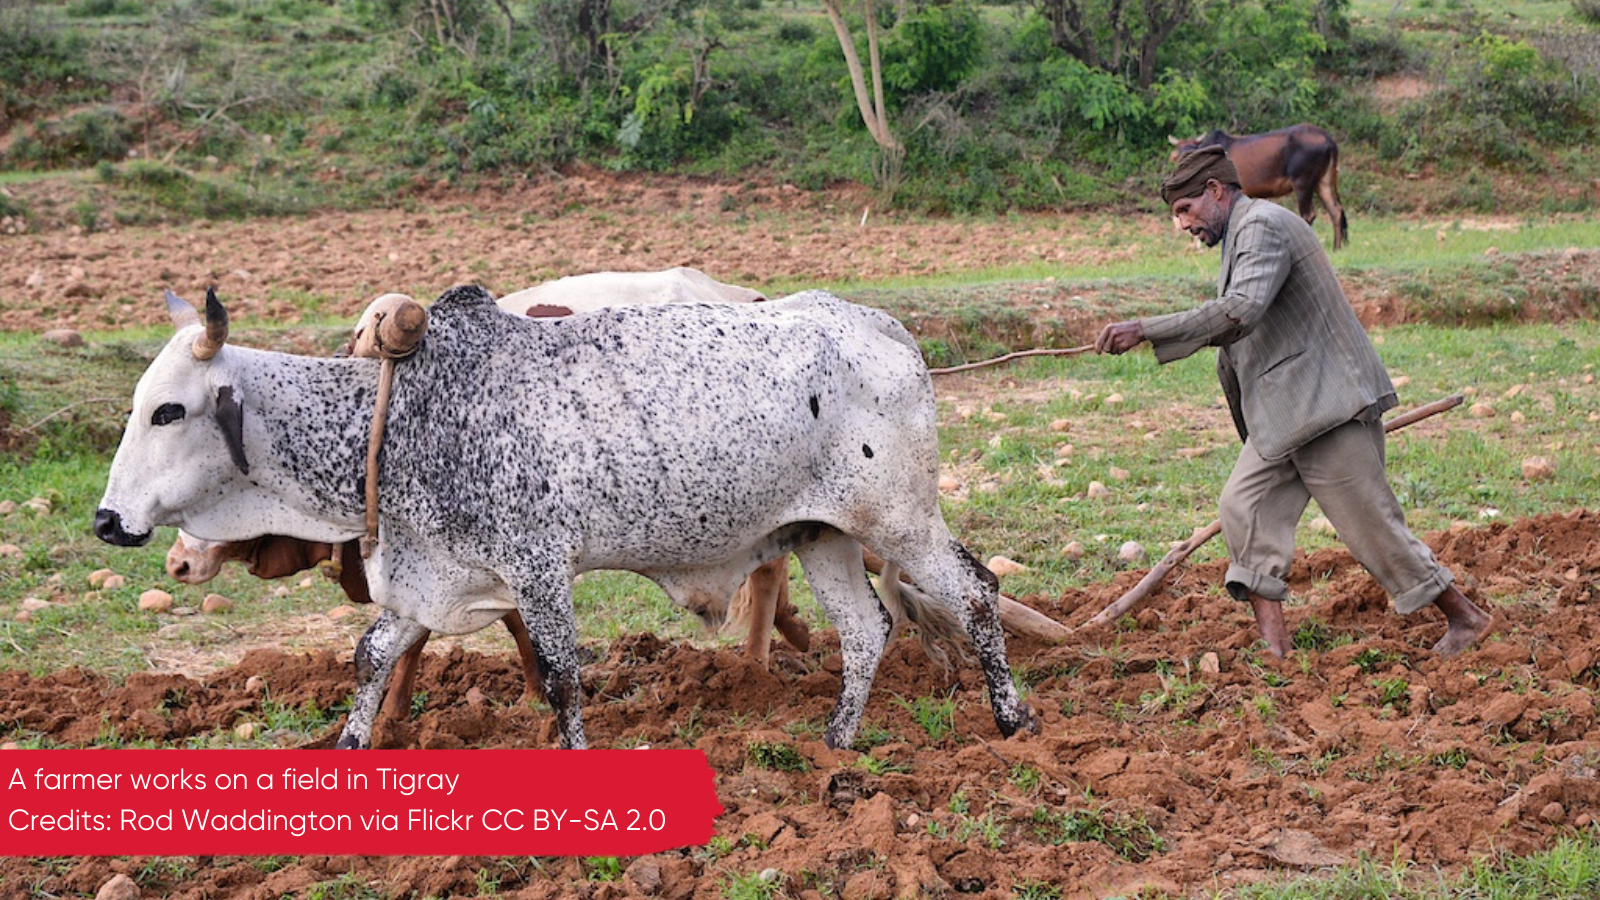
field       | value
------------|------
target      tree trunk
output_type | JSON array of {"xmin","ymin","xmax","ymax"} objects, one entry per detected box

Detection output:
[{"xmin": 820, "ymin": 0, "xmax": 903, "ymax": 162}]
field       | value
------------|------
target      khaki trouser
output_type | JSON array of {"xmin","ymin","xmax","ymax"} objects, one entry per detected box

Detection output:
[{"xmin": 1218, "ymin": 418, "xmax": 1452, "ymax": 615}]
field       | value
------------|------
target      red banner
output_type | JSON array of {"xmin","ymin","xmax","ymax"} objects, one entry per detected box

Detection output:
[{"xmin": 1, "ymin": 750, "xmax": 724, "ymax": 856}]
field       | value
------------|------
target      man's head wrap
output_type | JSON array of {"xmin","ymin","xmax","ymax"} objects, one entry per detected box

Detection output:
[{"xmin": 1160, "ymin": 145, "xmax": 1241, "ymax": 206}]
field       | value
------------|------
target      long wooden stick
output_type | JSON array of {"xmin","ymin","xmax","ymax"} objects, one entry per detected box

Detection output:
[
  {"xmin": 1082, "ymin": 393, "xmax": 1465, "ymax": 628},
  {"xmin": 929, "ymin": 345, "xmax": 1096, "ymax": 376}
]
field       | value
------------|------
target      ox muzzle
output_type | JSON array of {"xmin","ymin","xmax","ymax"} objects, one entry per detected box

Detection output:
[{"xmin": 94, "ymin": 508, "xmax": 152, "ymax": 547}]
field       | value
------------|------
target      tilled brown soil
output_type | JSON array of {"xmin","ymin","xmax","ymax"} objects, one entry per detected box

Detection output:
[
  {"xmin": 4, "ymin": 510, "xmax": 1599, "ymax": 899},
  {"xmin": 8, "ymin": 170, "xmax": 1594, "ymax": 341},
  {"xmin": 0, "ymin": 171, "xmax": 1130, "ymax": 335}
]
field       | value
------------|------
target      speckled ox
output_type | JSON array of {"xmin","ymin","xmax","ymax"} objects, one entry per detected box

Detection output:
[{"xmin": 95, "ymin": 286, "xmax": 1037, "ymax": 750}]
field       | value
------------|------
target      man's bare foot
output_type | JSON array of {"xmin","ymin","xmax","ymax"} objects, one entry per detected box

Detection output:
[
  {"xmin": 1430, "ymin": 584, "xmax": 1494, "ymax": 657},
  {"xmin": 1248, "ymin": 594, "xmax": 1290, "ymax": 659}
]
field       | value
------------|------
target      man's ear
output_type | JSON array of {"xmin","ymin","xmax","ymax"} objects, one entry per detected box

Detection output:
[{"xmin": 215, "ymin": 385, "xmax": 250, "ymax": 475}]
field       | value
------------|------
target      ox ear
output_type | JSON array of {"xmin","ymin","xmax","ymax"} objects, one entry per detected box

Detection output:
[
  {"xmin": 166, "ymin": 289, "xmax": 200, "ymax": 329},
  {"xmin": 214, "ymin": 385, "xmax": 250, "ymax": 475}
]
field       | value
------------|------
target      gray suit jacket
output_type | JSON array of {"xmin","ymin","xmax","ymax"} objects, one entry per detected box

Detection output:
[{"xmin": 1139, "ymin": 197, "xmax": 1396, "ymax": 461}]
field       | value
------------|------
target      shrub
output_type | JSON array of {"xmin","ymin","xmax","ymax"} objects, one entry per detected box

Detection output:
[
  {"xmin": 118, "ymin": 160, "xmax": 308, "ymax": 220},
  {"xmin": 0, "ymin": 192, "xmax": 26, "ymax": 220},
  {"xmin": 7, "ymin": 107, "xmax": 132, "ymax": 169},
  {"xmin": 881, "ymin": 3, "xmax": 985, "ymax": 100},
  {"xmin": 65, "ymin": 0, "xmax": 144, "ymax": 17}
]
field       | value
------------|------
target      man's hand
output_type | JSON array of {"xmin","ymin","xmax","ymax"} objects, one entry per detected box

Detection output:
[{"xmin": 1095, "ymin": 321, "xmax": 1146, "ymax": 355}]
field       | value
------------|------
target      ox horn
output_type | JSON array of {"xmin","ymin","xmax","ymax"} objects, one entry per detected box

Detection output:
[
  {"xmin": 1167, "ymin": 134, "xmax": 1181, "ymax": 146},
  {"xmin": 165, "ymin": 289, "xmax": 199, "ymax": 329},
  {"xmin": 192, "ymin": 286, "xmax": 229, "ymax": 361}
]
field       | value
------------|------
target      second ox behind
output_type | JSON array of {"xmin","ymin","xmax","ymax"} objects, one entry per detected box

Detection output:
[
  {"xmin": 96, "ymin": 286, "xmax": 1038, "ymax": 750},
  {"xmin": 1169, "ymin": 123, "xmax": 1348, "ymax": 250}
]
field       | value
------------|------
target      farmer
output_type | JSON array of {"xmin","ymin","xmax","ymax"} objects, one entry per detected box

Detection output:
[{"xmin": 1093, "ymin": 145, "xmax": 1493, "ymax": 659}]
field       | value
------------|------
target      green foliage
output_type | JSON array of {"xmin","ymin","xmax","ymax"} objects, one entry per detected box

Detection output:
[
  {"xmin": 881, "ymin": 3, "xmax": 984, "ymax": 99},
  {"xmin": 1030, "ymin": 802, "xmax": 1164, "ymax": 861},
  {"xmin": 722, "ymin": 869, "xmax": 784, "ymax": 900},
  {"xmin": 1175, "ymin": 0, "xmax": 1327, "ymax": 127},
  {"xmin": 6, "ymin": 105, "xmax": 133, "ymax": 170},
  {"xmin": 113, "ymin": 161, "xmax": 309, "ymax": 220},
  {"xmin": 1235, "ymin": 831, "xmax": 1600, "ymax": 898},
  {"xmin": 1139, "ymin": 670, "xmax": 1208, "ymax": 714},
  {"xmin": 1372, "ymin": 676, "xmax": 1411, "ymax": 712},
  {"xmin": 1, "ymin": 0, "xmax": 1595, "ymax": 213},
  {"xmin": 66, "ymin": 0, "xmax": 146, "ymax": 17},
  {"xmin": 0, "ymin": 191, "xmax": 26, "ymax": 221},
  {"xmin": 0, "ymin": 9, "xmax": 98, "ymax": 97},
  {"xmin": 747, "ymin": 740, "xmax": 809, "ymax": 772},
  {"xmin": 1291, "ymin": 617, "xmax": 1346, "ymax": 652},
  {"xmin": 1352, "ymin": 647, "xmax": 1402, "ymax": 674},
  {"xmin": 1012, "ymin": 881, "xmax": 1063, "ymax": 900},
  {"xmin": 1009, "ymin": 764, "xmax": 1043, "ymax": 793},
  {"xmin": 854, "ymin": 754, "xmax": 911, "ymax": 775},
  {"xmin": 582, "ymin": 857, "xmax": 624, "ymax": 882},
  {"xmin": 1354, "ymin": 30, "xmax": 1600, "ymax": 173},
  {"xmin": 896, "ymin": 693, "xmax": 958, "ymax": 742},
  {"xmin": 1576, "ymin": 0, "xmax": 1600, "ymax": 24},
  {"xmin": 257, "ymin": 698, "xmax": 339, "ymax": 734}
]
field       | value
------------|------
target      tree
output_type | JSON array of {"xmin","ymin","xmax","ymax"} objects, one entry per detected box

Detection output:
[
  {"xmin": 820, "ymin": 0, "xmax": 904, "ymax": 184},
  {"xmin": 1032, "ymin": 0, "xmax": 1204, "ymax": 89}
]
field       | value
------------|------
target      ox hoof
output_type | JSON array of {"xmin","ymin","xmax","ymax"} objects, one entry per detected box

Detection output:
[
  {"xmin": 334, "ymin": 733, "xmax": 368, "ymax": 750},
  {"xmin": 999, "ymin": 703, "xmax": 1040, "ymax": 739}
]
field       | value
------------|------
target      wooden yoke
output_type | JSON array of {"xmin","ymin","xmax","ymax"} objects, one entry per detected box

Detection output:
[
  {"xmin": 353, "ymin": 294, "xmax": 428, "ymax": 558},
  {"xmin": 352, "ymin": 293, "xmax": 428, "ymax": 360}
]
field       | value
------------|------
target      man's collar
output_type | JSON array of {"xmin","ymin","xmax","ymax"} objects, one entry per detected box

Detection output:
[{"xmin": 1219, "ymin": 194, "xmax": 1254, "ymax": 251}]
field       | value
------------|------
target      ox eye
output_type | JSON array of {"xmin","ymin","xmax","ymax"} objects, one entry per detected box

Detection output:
[{"xmin": 151, "ymin": 403, "xmax": 186, "ymax": 426}]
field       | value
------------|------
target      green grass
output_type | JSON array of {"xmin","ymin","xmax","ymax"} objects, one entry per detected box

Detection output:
[
  {"xmin": 895, "ymin": 692, "xmax": 960, "ymax": 742},
  {"xmin": 1351, "ymin": 0, "xmax": 1585, "ymax": 29},
  {"xmin": 1029, "ymin": 800, "xmax": 1165, "ymax": 861},
  {"xmin": 3, "ymin": 305, "xmax": 1597, "ymax": 675},
  {"xmin": 746, "ymin": 740, "xmax": 809, "ymax": 773},
  {"xmin": 775, "ymin": 216, "xmax": 1600, "ymax": 297},
  {"xmin": 1227, "ymin": 831, "xmax": 1600, "ymax": 898}
]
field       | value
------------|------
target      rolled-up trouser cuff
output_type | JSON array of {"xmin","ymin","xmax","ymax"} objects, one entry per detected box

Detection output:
[
  {"xmin": 1225, "ymin": 563, "xmax": 1289, "ymax": 602},
  {"xmin": 1391, "ymin": 569, "xmax": 1453, "ymax": 615}
]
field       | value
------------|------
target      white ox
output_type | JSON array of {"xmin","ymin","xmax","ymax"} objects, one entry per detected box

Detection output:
[
  {"xmin": 162, "ymin": 268, "xmax": 803, "ymax": 728},
  {"xmin": 96, "ymin": 286, "xmax": 1036, "ymax": 750}
]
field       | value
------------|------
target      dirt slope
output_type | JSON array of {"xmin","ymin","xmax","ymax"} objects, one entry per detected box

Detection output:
[{"xmin": 3, "ymin": 510, "xmax": 1598, "ymax": 899}]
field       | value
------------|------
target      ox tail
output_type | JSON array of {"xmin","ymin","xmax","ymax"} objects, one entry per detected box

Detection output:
[{"xmin": 878, "ymin": 562, "xmax": 972, "ymax": 672}]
